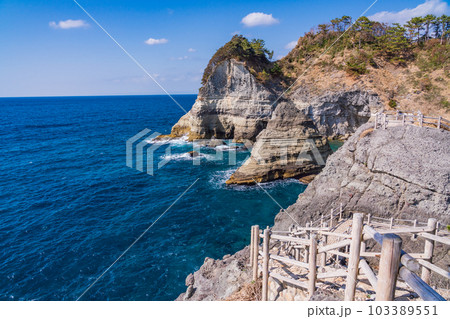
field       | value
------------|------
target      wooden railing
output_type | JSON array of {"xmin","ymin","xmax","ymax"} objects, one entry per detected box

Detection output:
[
  {"xmin": 373, "ymin": 111, "xmax": 450, "ymax": 131},
  {"xmin": 250, "ymin": 212, "xmax": 449, "ymax": 301}
]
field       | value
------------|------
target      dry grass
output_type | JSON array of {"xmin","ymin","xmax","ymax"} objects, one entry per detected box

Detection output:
[
  {"xmin": 225, "ymin": 280, "xmax": 262, "ymax": 301},
  {"xmin": 358, "ymin": 128, "xmax": 374, "ymax": 140}
]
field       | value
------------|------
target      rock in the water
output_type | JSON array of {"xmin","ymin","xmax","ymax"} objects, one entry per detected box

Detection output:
[
  {"xmin": 226, "ymin": 102, "xmax": 333, "ymax": 185},
  {"xmin": 187, "ymin": 151, "xmax": 199, "ymax": 158}
]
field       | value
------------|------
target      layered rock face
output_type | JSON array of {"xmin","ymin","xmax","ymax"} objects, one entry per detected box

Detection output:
[
  {"xmin": 171, "ymin": 59, "xmax": 277, "ymax": 141},
  {"xmin": 226, "ymin": 102, "xmax": 333, "ymax": 185},
  {"xmin": 273, "ymin": 123, "xmax": 450, "ymax": 230},
  {"xmin": 290, "ymin": 89, "xmax": 383, "ymax": 138},
  {"xmin": 168, "ymin": 56, "xmax": 384, "ymax": 185}
]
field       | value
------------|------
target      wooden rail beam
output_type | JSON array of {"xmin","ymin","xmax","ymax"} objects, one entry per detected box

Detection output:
[{"xmin": 399, "ymin": 267, "xmax": 445, "ymax": 301}]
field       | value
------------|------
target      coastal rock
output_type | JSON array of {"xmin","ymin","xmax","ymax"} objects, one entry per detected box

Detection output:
[
  {"xmin": 227, "ymin": 102, "xmax": 333, "ymax": 185},
  {"xmin": 290, "ymin": 88, "xmax": 383, "ymax": 138},
  {"xmin": 176, "ymin": 247, "xmax": 251, "ymax": 301},
  {"xmin": 186, "ymin": 151, "xmax": 199, "ymax": 158},
  {"xmin": 171, "ymin": 59, "xmax": 277, "ymax": 141},
  {"xmin": 273, "ymin": 123, "xmax": 450, "ymax": 230}
]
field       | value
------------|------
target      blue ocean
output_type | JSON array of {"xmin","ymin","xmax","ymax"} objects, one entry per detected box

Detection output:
[{"xmin": 0, "ymin": 95, "xmax": 318, "ymax": 301}]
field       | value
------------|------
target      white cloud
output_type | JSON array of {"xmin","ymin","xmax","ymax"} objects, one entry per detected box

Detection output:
[
  {"xmin": 369, "ymin": 0, "xmax": 449, "ymax": 25},
  {"xmin": 285, "ymin": 40, "xmax": 297, "ymax": 50},
  {"xmin": 49, "ymin": 19, "xmax": 88, "ymax": 29},
  {"xmin": 171, "ymin": 56, "xmax": 189, "ymax": 60},
  {"xmin": 188, "ymin": 48, "xmax": 196, "ymax": 52},
  {"xmin": 145, "ymin": 38, "xmax": 169, "ymax": 45},
  {"xmin": 241, "ymin": 12, "xmax": 279, "ymax": 27}
]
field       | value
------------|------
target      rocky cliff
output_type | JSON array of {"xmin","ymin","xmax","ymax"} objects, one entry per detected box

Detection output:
[
  {"xmin": 170, "ymin": 59, "xmax": 278, "ymax": 142},
  {"xmin": 167, "ymin": 55, "xmax": 384, "ymax": 185},
  {"xmin": 273, "ymin": 123, "xmax": 450, "ymax": 230},
  {"xmin": 226, "ymin": 101, "xmax": 333, "ymax": 184}
]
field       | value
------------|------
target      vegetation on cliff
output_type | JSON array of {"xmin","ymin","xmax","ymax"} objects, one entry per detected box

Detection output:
[
  {"xmin": 280, "ymin": 14, "xmax": 450, "ymax": 113},
  {"xmin": 201, "ymin": 15, "xmax": 449, "ymax": 114},
  {"xmin": 201, "ymin": 35, "xmax": 288, "ymax": 87}
]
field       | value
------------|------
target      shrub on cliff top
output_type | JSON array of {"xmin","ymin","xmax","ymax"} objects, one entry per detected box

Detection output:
[{"xmin": 201, "ymin": 35, "xmax": 274, "ymax": 85}]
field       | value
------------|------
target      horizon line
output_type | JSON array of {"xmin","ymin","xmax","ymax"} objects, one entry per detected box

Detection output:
[{"xmin": 0, "ymin": 93, "xmax": 199, "ymax": 99}]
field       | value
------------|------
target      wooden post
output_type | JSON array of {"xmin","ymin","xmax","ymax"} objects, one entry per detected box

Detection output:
[
  {"xmin": 320, "ymin": 222, "xmax": 328, "ymax": 268},
  {"xmin": 411, "ymin": 219, "xmax": 418, "ymax": 240},
  {"xmin": 438, "ymin": 116, "xmax": 441, "ymax": 129},
  {"xmin": 252, "ymin": 225, "xmax": 260, "ymax": 281},
  {"xmin": 374, "ymin": 113, "xmax": 378, "ymax": 129},
  {"xmin": 329, "ymin": 209, "xmax": 334, "ymax": 228},
  {"xmin": 376, "ymin": 234, "xmax": 402, "ymax": 301},
  {"xmin": 421, "ymin": 218, "xmax": 437, "ymax": 284},
  {"xmin": 390, "ymin": 217, "xmax": 394, "ymax": 229},
  {"xmin": 383, "ymin": 113, "xmax": 387, "ymax": 130},
  {"xmin": 402, "ymin": 114, "xmax": 405, "ymax": 126},
  {"xmin": 367, "ymin": 213, "xmax": 371, "ymax": 225},
  {"xmin": 262, "ymin": 227, "xmax": 270, "ymax": 301},
  {"xmin": 435, "ymin": 222, "xmax": 440, "ymax": 236},
  {"xmin": 250, "ymin": 226, "xmax": 255, "ymax": 266},
  {"xmin": 419, "ymin": 112, "xmax": 423, "ymax": 127},
  {"xmin": 361, "ymin": 240, "xmax": 366, "ymax": 254},
  {"xmin": 344, "ymin": 213, "xmax": 364, "ymax": 301},
  {"xmin": 308, "ymin": 233, "xmax": 318, "ymax": 298},
  {"xmin": 304, "ymin": 222, "xmax": 310, "ymax": 263}
]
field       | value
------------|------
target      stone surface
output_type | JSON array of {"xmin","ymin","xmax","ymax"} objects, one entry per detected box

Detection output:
[
  {"xmin": 176, "ymin": 247, "xmax": 252, "ymax": 301},
  {"xmin": 226, "ymin": 102, "xmax": 333, "ymax": 185},
  {"xmin": 169, "ymin": 58, "xmax": 383, "ymax": 185},
  {"xmin": 171, "ymin": 59, "xmax": 277, "ymax": 142}
]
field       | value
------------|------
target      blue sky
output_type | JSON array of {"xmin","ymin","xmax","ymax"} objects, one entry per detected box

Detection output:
[{"xmin": 0, "ymin": 0, "xmax": 448, "ymax": 97}]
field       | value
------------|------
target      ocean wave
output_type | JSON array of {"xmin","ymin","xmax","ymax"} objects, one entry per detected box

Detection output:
[
  {"xmin": 160, "ymin": 152, "xmax": 215, "ymax": 162},
  {"xmin": 146, "ymin": 135, "xmax": 190, "ymax": 146}
]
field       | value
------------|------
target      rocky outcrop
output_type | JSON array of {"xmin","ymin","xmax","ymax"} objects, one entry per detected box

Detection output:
[
  {"xmin": 167, "ymin": 55, "xmax": 383, "ymax": 185},
  {"xmin": 273, "ymin": 123, "xmax": 450, "ymax": 230},
  {"xmin": 290, "ymin": 88, "xmax": 383, "ymax": 138},
  {"xmin": 226, "ymin": 102, "xmax": 333, "ymax": 185},
  {"xmin": 171, "ymin": 59, "xmax": 278, "ymax": 142},
  {"xmin": 177, "ymin": 247, "xmax": 251, "ymax": 301}
]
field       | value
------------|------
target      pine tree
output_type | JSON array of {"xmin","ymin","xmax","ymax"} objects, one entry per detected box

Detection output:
[
  {"xmin": 406, "ymin": 17, "xmax": 425, "ymax": 43},
  {"xmin": 423, "ymin": 14, "xmax": 436, "ymax": 40},
  {"xmin": 378, "ymin": 23, "xmax": 411, "ymax": 62}
]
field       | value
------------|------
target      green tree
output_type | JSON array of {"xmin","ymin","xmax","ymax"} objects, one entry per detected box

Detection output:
[
  {"xmin": 405, "ymin": 17, "xmax": 425, "ymax": 42},
  {"xmin": 436, "ymin": 15, "xmax": 450, "ymax": 44},
  {"xmin": 353, "ymin": 16, "xmax": 374, "ymax": 49},
  {"xmin": 378, "ymin": 23, "xmax": 411, "ymax": 62},
  {"xmin": 423, "ymin": 14, "xmax": 436, "ymax": 40}
]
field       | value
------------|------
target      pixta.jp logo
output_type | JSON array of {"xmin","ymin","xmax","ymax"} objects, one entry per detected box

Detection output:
[{"xmin": 126, "ymin": 129, "xmax": 167, "ymax": 175}]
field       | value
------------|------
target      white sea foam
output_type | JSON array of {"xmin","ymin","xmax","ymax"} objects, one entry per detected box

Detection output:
[
  {"xmin": 146, "ymin": 135, "xmax": 190, "ymax": 146},
  {"xmin": 160, "ymin": 152, "xmax": 215, "ymax": 162}
]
